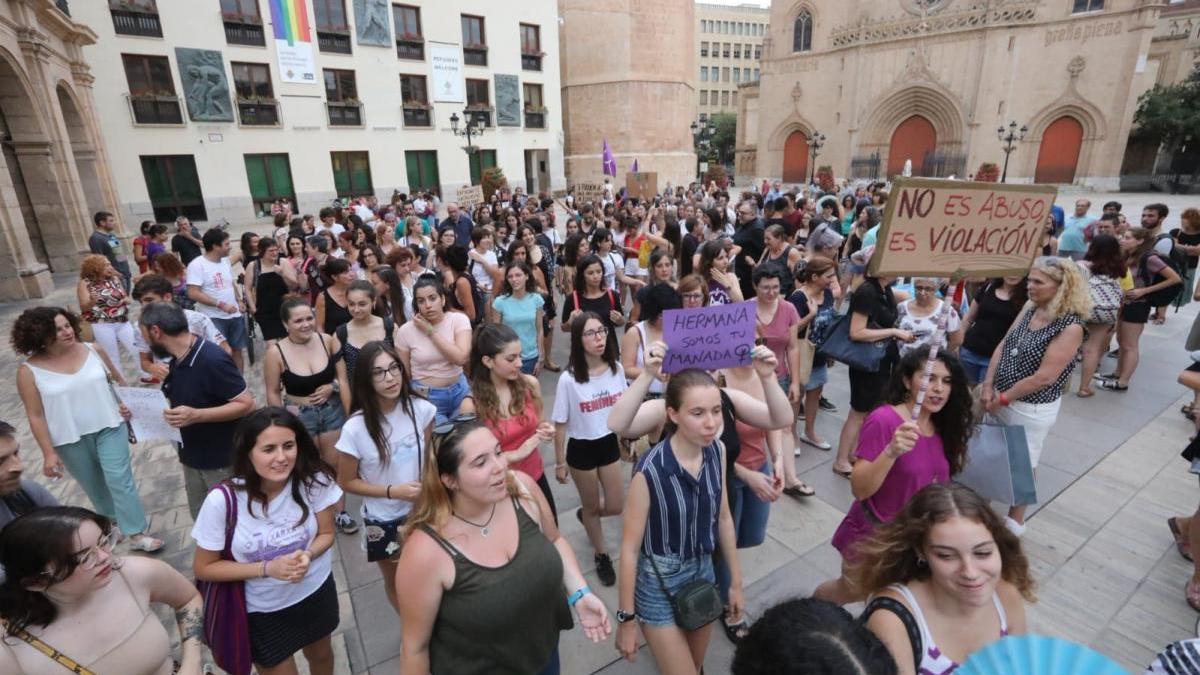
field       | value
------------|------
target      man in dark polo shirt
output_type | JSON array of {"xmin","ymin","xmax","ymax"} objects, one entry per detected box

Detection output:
[{"xmin": 139, "ymin": 302, "xmax": 254, "ymax": 518}]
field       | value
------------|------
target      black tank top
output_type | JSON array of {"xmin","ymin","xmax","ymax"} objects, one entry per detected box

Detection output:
[
  {"xmin": 322, "ymin": 288, "xmax": 353, "ymax": 334},
  {"xmin": 276, "ymin": 336, "xmax": 339, "ymax": 397}
]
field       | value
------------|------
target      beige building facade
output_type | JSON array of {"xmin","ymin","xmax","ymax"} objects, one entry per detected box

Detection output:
[
  {"xmin": 559, "ymin": 0, "xmax": 697, "ymax": 186},
  {"xmin": 0, "ymin": 1, "xmax": 120, "ymax": 300},
  {"xmin": 695, "ymin": 2, "xmax": 768, "ymax": 122},
  {"xmin": 73, "ymin": 0, "xmax": 564, "ymax": 228},
  {"xmin": 741, "ymin": 0, "xmax": 1167, "ymax": 190}
]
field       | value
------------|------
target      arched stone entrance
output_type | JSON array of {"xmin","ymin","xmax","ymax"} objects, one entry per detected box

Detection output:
[
  {"xmin": 1035, "ymin": 116, "xmax": 1084, "ymax": 184},
  {"xmin": 58, "ymin": 85, "xmax": 104, "ymax": 218},
  {"xmin": 782, "ymin": 130, "xmax": 809, "ymax": 183},
  {"xmin": 888, "ymin": 115, "xmax": 937, "ymax": 177}
]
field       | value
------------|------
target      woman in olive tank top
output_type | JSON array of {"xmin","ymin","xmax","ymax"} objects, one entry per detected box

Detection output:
[{"xmin": 395, "ymin": 420, "xmax": 611, "ymax": 674}]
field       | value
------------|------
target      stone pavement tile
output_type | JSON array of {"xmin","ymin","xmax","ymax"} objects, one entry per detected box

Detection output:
[
  {"xmin": 341, "ymin": 625, "xmax": 369, "ymax": 675},
  {"xmin": 1090, "ymin": 626, "xmax": 1159, "ymax": 675},
  {"xmin": 1035, "ymin": 472, "xmax": 1138, "ymax": 532},
  {"xmin": 1018, "ymin": 506, "xmax": 1091, "ymax": 571},
  {"xmin": 762, "ymin": 492, "xmax": 845, "ymax": 557},
  {"xmin": 797, "ymin": 462, "xmax": 854, "ymax": 513},
  {"xmin": 1108, "ymin": 601, "xmax": 1186, "ymax": 662},
  {"xmin": 369, "ymin": 655, "xmax": 400, "ymax": 674},
  {"xmin": 348, "ymin": 578, "xmax": 401, "ymax": 669},
  {"xmin": 735, "ymin": 534, "xmax": 804, "ymax": 591},
  {"xmin": 1124, "ymin": 563, "xmax": 1198, "ymax": 639},
  {"xmin": 1046, "ymin": 414, "xmax": 1130, "ymax": 459},
  {"xmin": 1039, "ymin": 432, "xmax": 1124, "ymax": 479},
  {"xmin": 1027, "ymin": 591, "xmax": 1104, "ymax": 646},
  {"xmin": 1024, "ymin": 462, "xmax": 1075, "ymax": 518}
]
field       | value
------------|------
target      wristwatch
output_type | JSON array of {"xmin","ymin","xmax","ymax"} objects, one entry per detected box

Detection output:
[{"xmin": 615, "ymin": 609, "xmax": 636, "ymax": 624}]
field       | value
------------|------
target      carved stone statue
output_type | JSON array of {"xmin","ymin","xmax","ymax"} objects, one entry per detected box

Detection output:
[
  {"xmin": 175, "ymin": 48, "xmax": 233, "ymax": 122},
  {"xmin": 354, "ymin": 0, "xmax": 390, "ymax": 47}
]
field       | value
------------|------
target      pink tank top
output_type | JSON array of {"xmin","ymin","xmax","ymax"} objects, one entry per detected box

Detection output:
[{"xmin": 486, "ymin": 394, "xmax": 544, "ymax": 481}]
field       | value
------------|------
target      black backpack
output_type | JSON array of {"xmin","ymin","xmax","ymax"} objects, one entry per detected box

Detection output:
[
  {"xmin": 1157, "ymin": 232, "xmax": 1189, "ymax": 279},
  {"xmin": 1139, "ymin": 246, "xmax": 1184, "ymax": 307}
]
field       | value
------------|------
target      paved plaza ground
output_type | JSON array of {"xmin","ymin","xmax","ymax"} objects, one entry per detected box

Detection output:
[{"xmin": 3, "ymin": 189, "xmax": 1200, "ymax": 673}]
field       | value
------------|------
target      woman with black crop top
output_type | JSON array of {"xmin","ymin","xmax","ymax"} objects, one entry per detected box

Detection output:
[
  {"xmin": 265, "ymin": 297, "xmax": 359, "ymax": 535},
  {"xmin": 316, "ymin": 258, "xmax": 355, "ymax": 335}
]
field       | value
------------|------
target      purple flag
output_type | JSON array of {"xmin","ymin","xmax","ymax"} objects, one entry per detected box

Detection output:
[
  {"xmin": 602, "ymin": 139, "xmax": 617, "ymax": 177},
  {"xmin": 632, "ymin": 158, "xmax": 639, "ymax": 173}
]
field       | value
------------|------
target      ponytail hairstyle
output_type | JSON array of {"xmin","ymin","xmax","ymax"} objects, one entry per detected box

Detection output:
[
  {"xmin": 661, "ymin": 368, "xmax": 719, "ymax": 437},
  {"xmin": 348, "ymin": 341, "xmax": 421, "ymax": 467},
  {"xmin": 468, "ymin": 323, "xmax": 539, "ymax": 424}
]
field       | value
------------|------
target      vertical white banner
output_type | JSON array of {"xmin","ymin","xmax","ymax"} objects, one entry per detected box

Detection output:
[
  {"xmin": 276, "ymin": 40, "xmax": 317, "ymax": 84},
  {"xmin": 430, "ymin": 43, "xmax": 465, "ymax": 103}
]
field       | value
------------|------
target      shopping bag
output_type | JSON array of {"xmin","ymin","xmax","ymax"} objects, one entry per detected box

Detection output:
[
  {"xmin": 796, "ymin": 338, "xmax": 815, "ymax": 387},
  {"xmin": 955, "ymin": 423, "xmax": 1037, "ymax": 505}
]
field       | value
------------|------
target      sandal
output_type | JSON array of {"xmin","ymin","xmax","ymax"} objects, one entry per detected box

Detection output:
[
  {"xmin": 783, "ymin": 482, "xmax": 815, "ymax": 499},
  {"xmin": 1076, "ymin": 388, "xmax": 1095, "ymax": 398},
  {"xmin": 722, "ymin": 614, "xmax": 750, "ymax": 644},
  {"xmin": 1098, "ymin": 380, "xmax": 1128, "ymax": 392},
  {"xmin": 1184, "ymin": 404, "xmax": 1196, "ymax": 416},
  {"xmin": 542, "ymin": 361, "xmax": 562, "ymax": 372},
  {"xmin": 832, "ymin": 465, "xmax": 852, "ymax": 478},
  {"xmin": 799, "ymin": 436, "xmax": 833, "ymax": 451},
  {"xmin": 1170, "ymin": 517, "xmax": 1195, "ymax": 562},
  {"xmin": 1187, "ymin": 578, "xmax": 1200, "ymax": 612}
]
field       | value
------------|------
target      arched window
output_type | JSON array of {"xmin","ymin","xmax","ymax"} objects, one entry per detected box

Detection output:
[{"xmin": 793, "ymin": 10, "xmax": 812, "ymax": 52}]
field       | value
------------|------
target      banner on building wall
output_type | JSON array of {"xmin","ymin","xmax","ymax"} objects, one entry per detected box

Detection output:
[
  {"xmin": 269, "ymin": 0, "xmax": 317, "ymax": 84},
  {"xmin": 430, "ymin": 43, "xmax": 465, "ymax": 103}
]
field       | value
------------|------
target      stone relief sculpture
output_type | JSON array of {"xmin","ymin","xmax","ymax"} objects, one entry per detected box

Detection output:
[
  {"xmin": 175, "ymin": 48, "xmax": 233, "ymax": 122},
  {"xmin": 495, "ymin": 74, "xmax": 520, "ymax": 127},
  {"xmin": 354, "ymin": 0, "xmax": 391, "ymax": 47}
]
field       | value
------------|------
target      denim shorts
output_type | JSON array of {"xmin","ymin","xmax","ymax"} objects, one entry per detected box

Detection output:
[
  {"xmin": 521, "ymin": 356, "xmax": 539, "ymax": 375},
  {"xmin": 296, "ymin": 399, "xmax": 346, "ymax": 437},
  {"xmin": 957, "ymin": 347, "xmax": 991, "ymax": 385},
  {"xmin": 805, "ymin": 361, "xmax": 829, "ymax": 391},
  {"xmin": 212, "ymin": 315, "xmax": 249, "ymax": 350},
  {"xmin": 634, "ymin": 552, "xmax": 716, "ymax": 627},
  {"xmin": 413, "ymin": 374, "xmax": 471, "ymax": 425},
  {"xmin": 777, "ymin": 374, "xmax": 792, "ymax": 395}
]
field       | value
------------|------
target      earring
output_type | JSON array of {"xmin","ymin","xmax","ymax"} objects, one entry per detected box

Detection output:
[{"xmin": 916, "ymin": 556, "xmax": 927, "ymax": 567}]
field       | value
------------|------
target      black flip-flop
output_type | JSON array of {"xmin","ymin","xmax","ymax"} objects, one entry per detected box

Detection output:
[
  {"xmin": 783, "ymin": 483, "xmax": 815, "ymax": 499},
  {"xmin": 722, "ymin": 615, "xmax": 750, "ymax": 643}
]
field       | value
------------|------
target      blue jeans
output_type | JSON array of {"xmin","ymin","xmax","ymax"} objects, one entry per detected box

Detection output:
[
  {"xmin": 958, "ymin": 346, "xmax": 991, "ymax": 385},
  {"xmin": 521, "ymin": 356, "xmax": 539, "ymax": 375},
  {"xmin": 716, "ymin": 461, "xmax": 772, "ymax": 603},
  {"xmin": 56, "ymin": 425, "xmax": 148, "ymax": 535},
  {"xmin": 414, "ymin": 374, "xmax": 471, "ymax": 425}
]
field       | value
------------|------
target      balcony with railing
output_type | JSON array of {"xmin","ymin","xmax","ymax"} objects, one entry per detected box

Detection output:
[
  {"xmin": 318, "ymin": 29, "xmax": 352, "ymax": 54},
  {"xmin": 224, "ymin": 15, "xmax": 265, "ymax": 46},
  {"xmin": 403, "ymin": 104, "xmax": 432, "ymax": 127},
  {"xmin": 111, "ymin": 7, "xmax": 162, "ymax": 38},
  {"xmin": 524, "ymin": 108, "xmax": 546, "ymax": 129},
  {"xmin": 127, "ymin": 94, "xmax": 183, "ymax": 125},
  {"xmin": 467, "ymin": 108, "xmax": 492, "ymax": 128},
  {"xmin": 395, "ymin": 32, "xmax": 424, "ymax": 60},
  {"xmin": 521, "ymin": 52, "xmax": 543, "ymax": 72},
  {"xmin": 463, "ymin": 45, "xmax": 488, "ymax": 67},
  {"xmin": 237, "ymin": 99, "xmax": 279, "ymax": 126},
  {"xmin": 326, "ymin": 101, "xmax": 362, "ymax": 126}
]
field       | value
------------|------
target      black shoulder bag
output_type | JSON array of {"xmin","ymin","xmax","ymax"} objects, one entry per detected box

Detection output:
[{"xmin": 645, "ymin": 554, "xmax": 724, "ymax": 631}]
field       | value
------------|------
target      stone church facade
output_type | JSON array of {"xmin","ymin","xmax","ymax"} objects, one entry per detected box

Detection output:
[{"xmin": 739, "ymin": 0, "xmax": 1167, "ymax": 189}]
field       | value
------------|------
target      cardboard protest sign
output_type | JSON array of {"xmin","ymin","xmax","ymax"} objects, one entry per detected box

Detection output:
[
  {"xmin": 551, "ymin": 188, "xmax": 568, "ymax": 199},
  {"xmin": 456, "ymin": 184, "xmax": 484, "ymax": 211},
  {"xmin": 662, "ymin": 301, "xmax": 755, "ymax": 373},
  {"xmin": 574, "ymin": 182, "xmax": 605, "ymax": 205},
  {"xmin": 868, "ymin": 177, "xmax": 1057, "ymax": 278},
  {"xmin": 626, "ymin": 172, "xmax": 658, "ymax": 201}
]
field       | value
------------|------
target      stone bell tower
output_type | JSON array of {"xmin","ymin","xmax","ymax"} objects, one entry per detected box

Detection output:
[{"xmin": 559, "ymin": 0, "xmax": 698, "ymax": 187}]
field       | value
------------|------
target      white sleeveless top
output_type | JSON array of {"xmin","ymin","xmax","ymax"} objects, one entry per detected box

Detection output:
[
  {"xmin": 25, "ymin": 345, "xmax": 122, "ymax": 447},
  {"xmin": 889, "ymin": 583, "xmax": 1009, "ymax": 674}
]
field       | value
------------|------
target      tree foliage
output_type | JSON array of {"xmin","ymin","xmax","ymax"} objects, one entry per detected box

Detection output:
[
  {"xmin": 709, "ymin": 112, "xmax": 737, "ymax": 165},
  {"xmin": 1134, "ymin": 63, "xmax": 1200, "ymax": 146}
]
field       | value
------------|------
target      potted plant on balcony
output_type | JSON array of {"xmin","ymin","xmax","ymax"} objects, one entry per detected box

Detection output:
[
  {"xmin": 975, "ymin": 162, "xmax": 1000, "ymax": 183},
  {"xmin": 397, "ymin": 31, "xmax": 423, "ymax": 43},
  {"xmin": 403, "ymin": 100, "xmax": 432, "ymax": 110},
  {"xmin": 464, "ymin": 42, "xmax": 487, "ymax": 51},
  {"xmin": 482, "ymin": 166, "xmax": 506, "ymax": 201}
]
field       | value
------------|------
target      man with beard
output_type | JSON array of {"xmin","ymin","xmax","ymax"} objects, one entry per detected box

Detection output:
[
  {"xmin": 0, "ymin": 420, "xmax": 58, "ymax": 582},
  {"xmin": 138, "ymin": 302, "xmax": 254, "ymax": 518},
  {"xmin": 132, "ymin": 274, "xmax": 229, "ymax": 383}
]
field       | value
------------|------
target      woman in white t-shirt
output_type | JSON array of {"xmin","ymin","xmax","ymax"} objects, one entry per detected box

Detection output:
[
  {"xmin": 192, "ymin": 407, "xmax": 342, "ymax": 675},
  {"xmin": 551, "ymin": 313, "xmax": 628, "ymax": 587},
  {"xmin": 896, "ymin": 277, "xmax": 963, "ymax": 357},
  {"xmin": 336, "ymin": 341, "xmax": 436, "ymax": 614}
]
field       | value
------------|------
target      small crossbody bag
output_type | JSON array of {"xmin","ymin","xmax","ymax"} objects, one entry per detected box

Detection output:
[
  {"xmin": 645, "ymin": 554, "xmax": 724, "ymax": 631},
  {"xmin": 2, "ymin": 620, "xmax": 97, "ymax": 675}
]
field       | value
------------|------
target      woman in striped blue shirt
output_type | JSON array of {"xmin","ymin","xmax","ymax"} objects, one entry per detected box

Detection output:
[{"xmin": 614, "ymin": 366, "xmax": 744, "ymax": 674}]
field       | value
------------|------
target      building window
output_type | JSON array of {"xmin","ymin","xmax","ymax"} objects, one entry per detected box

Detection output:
[
  {"xmin": 521, "ymin": 24, "xmax": 543, "ymax": 71},
  {"xmin": 468, "ymin": 149, "xmax": 497, "ymax": 185},
  {"xmin": 221, "ymin": 0, "xmax": 264, "ymax": 46},
  {"xmin": 405, "ymin": 150, "xmax": 440, "ymax": 192},
  {"xmin": 753, "ymin": 68, "xmax": 760, "ymax": 80},
  {"xmin": 393, "ymin": 4, "xmax": 423, "ymax": 60},
  {"xmin": 700, "ymin": 66, "xmax": 708, "ymax": 82},
  {"xmin": 754, "ymin": 45, "xmax": 762, "ymax": 59},
  {"xmin": 461, "ymin": 15, "xmax": 487, "ymax": 66},
  {"xmin": 733, "ymin": 68, "xmax": 740, "ymax": 83},
  {"xmin": 331, "ymin": 151, "xmax": 373, "ymax": 198},
  {"xmin": 793, "ymin": 11, "xmax": 812, "ymax": 52},
  {"xmin": 231, "ymin": 62, "xmax": 278, "ymax": 126},
  {"xmin": 314, "ymin": 0, "xmax": 351, "ymax": 54},
  {"xmin": 722, "ymin": 43, "xmax": 730, "ymax": 58},
  {"xmin": 122, "ymin": 54, "xmax": 182, "ymax": 125},
  {"xmin": 700, "ymin": 41, "xmax": 708, "ymax": 57},
  {"xmin": 523, "ymin": 83, "xmax": 545, "ymax": 128},
  {"xmin": 722, "ymin": 67, "xmax": 730, "ymax": 82},
  {"xmin": 721, "ymin": 91, "xmax": 729, "ymax": 106},
  {"xmin": 700, "ymin": 90, "xmax": 708, "ymax": 105},
  {"xmin": 746, "ymin": 43, "xmax": 753, "ymax": 59},
  {"xmin": 244, "ymin": 154, "xmax": 295, "ymax": 216},
  {"xmin": 324, "ymin": 69, "xmax": 361, "ymax": 126},
  {"xmin": 109, "ymin": 0, "xmax": 162, "ymax": 38},
  {"xmin": 733, "ymin": 44, "xmax": 741, "ymax": 59},
  {"xmin": 400, "ymin": 74, "xmax": 431, "ymax": 127},
  {"xmin": 140, "ymin": 155, "xmax": 206, "ymax": 222},
  {"xmin": 732, "ymin": 91, "xmax": 737, "ymax": 105},
  {"xmin": 744, "ymin": 67, "xmax": 751, "ymax": 80},
  {"xmin": 465, "ymin": 78, "xmax": 491, "ymax": 127},
  {"xmin": 1072, "ymin": 0, "xmax": 1103, "ymax": 11}
]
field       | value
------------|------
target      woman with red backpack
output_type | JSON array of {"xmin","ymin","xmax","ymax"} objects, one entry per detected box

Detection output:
[{"xmin": 562, "ymin": 254, "xmax": 626, "ymax": 356}]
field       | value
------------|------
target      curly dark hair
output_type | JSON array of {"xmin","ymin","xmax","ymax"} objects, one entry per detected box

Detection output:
[
  {"xmin": 10, "ymin": 306, "xmax": 81, "ymax": 356},
  {"xmin": 732, "ymin": 598, "xmax": 896, "ymax": 675},
  {"xmin": 883, "ymin": 345, "xmax": 972, "ymax": 475}
]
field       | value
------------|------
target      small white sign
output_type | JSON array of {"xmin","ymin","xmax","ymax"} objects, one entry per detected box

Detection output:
[
  {"xmin": 430, "ymin": 44, "xmax": 465, "ymax": 103},
  {"xmin": 208, "ymin": 133, "xmax": 224, "ymax": 143}
]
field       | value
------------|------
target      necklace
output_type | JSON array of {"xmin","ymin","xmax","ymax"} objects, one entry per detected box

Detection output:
[{"xmin": 453, "ymin": 503, "xmax": 498, "ymax": 537}]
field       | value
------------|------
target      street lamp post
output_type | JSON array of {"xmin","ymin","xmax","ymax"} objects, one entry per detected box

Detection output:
[
  {"xmin": 997, "ymin": 120, "xmax": 1028, "ymax": 183},
  {"xmin": 807, "ymin": 131, "xmax": 826, "ymax": 185},
  {"xmin": 449, "ymin": 111, "xmax": 485, "ymax": 155},
  {"xmin": 690, "ymin": 119, "xmax": 715, "ymax": 182}
]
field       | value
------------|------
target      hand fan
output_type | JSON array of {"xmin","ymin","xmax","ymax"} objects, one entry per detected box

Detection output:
[{"xmin": 957, "ymin": 635, "xmax": 1126, "ymax": 675}]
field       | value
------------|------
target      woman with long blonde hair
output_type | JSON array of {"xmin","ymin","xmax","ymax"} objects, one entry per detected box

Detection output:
[
  {"xmin": 396, "ymin": 420, "xmax": 610, "ymax": 674},
  {"xmin": 980, "ymin": 256, "xmax": 1091, "ymax": 535}
]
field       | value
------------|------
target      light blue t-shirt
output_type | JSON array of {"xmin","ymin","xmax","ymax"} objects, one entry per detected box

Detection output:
[
  {"xmin": 862, "ymin": 224, "xmax": 881, "ymax": 248},
  {"xmin": 1059, "ymin": 214, "xmax": 1092, "ymax": 252},
  {"xmin": 492, "ymin": 292, "xmax": 545, "ymax": 359}
]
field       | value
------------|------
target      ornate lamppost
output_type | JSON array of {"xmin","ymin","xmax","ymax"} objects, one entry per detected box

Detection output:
[
  {"xmin": 807, "ymin": 131, "xmax": 826, "ymax": 184},
  {"xmin": 997, "ymin": 120, "xmax": 1028, "ymax": 183},
  {"xmin": 449, "ymin": 111, "xmax": 485, "ymax": 154}
]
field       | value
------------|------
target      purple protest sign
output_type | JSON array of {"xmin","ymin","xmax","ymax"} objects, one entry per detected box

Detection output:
[{"xmin": 662, "ymin": 301, "xmax": 756, "ymax": 374}]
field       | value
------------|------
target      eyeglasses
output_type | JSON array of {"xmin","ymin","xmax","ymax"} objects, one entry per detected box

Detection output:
[
  {"xmin": 71, "ymin": 531, "xmax": 116, "ymax": 570},
  {"xmin": 371, "ymin": 363, "xmax": 403, "ymax": 382},
  {"xmin": 582, "ymin": 328, "xmax": 607, "ymax": 339},
  {"xmin": 432, "ymin": 413, "xmax": 478, "ymax": 438},
  {"xmin": 914, "ymin": 286, "xmax": 937, "ymax": 294},
  {"xmin": 681, "ymin": 292, "xmax": 704, "ymax": 301}
]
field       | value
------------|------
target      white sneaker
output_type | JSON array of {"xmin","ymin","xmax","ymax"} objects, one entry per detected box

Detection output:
[{"xmin": 1004, "ymin": 516, "xmax": 1026, "ymax": 537}]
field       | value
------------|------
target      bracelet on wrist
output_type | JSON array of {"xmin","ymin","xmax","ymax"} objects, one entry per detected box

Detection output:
[
  {"xmin": 261, "ymin": 560, "xmax": 268, "ymax": 578},
  {"xmin": 385, "ymin": 484, "xmax": 392, "ymax": 499},
  {"xmin": 998, "ymin": 391, "xmax": 1011, "ymax": 406},
  {"xmin": 567, "ymin": 585, "xmax": 591, "ymax": 607}
]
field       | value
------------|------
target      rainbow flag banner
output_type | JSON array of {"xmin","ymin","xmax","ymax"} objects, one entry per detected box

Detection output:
[{"xmin": 268, "ymin": 0, "xmax": 316, "ymax": 84}]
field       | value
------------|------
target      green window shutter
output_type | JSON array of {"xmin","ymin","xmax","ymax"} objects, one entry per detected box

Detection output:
[
  {"xmin": 245, "ymin": 155, "xmax": 269, "ymax": 200},
  {"xmin": 482, "ymin": 150, "xmax": 497, "ymax": 172},
  {"xmin": 171, "ymin": 157, "xmax": 203, "ymax": 202},
  {"xmin": 332, "ymin": 153, "xmax": 350, "ymax": 197},
  {"xmin": 421, "ymin": 152, "xmax": 439, "ymax": 191},
  {"xmin": 469, "ymin": 153, "xmax": 481, "ymax": 185},
  {"xmin": 405, "ymin": 151, "xmax": 420, "ymax": 190},
  {"xmin": 141, "ymin": 157, "xmax": 171, "ymax": 203},
  {"xmin": 350, "ymin": 152, "xmax": 372, "ymax": 194},
  {"xmin": 267, "ymin": 155, "xmax": 294, "ymax": 196}
]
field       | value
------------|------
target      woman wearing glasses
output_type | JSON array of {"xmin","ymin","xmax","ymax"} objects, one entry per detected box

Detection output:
[
  {"xmin": 336, "ymin": 342, "xmax": 436, "ymax": 614},
  {"xmin": 0, "ymin": 507, "xmax": 203, "ymax": 675},
  {"xmin": 469, "ymin": 324, "xmax": 557, "ymax": 516},
  {"xmin": 894, "ymin": 277, "xmax": 962, "ymax": 357},
  {"xmin": 192, "ymin": 407, "xmax": 342, "ymax": 675},
  {"xmin": 396, "ymin": 419, "xmax": 611, "ymax": 674}
]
